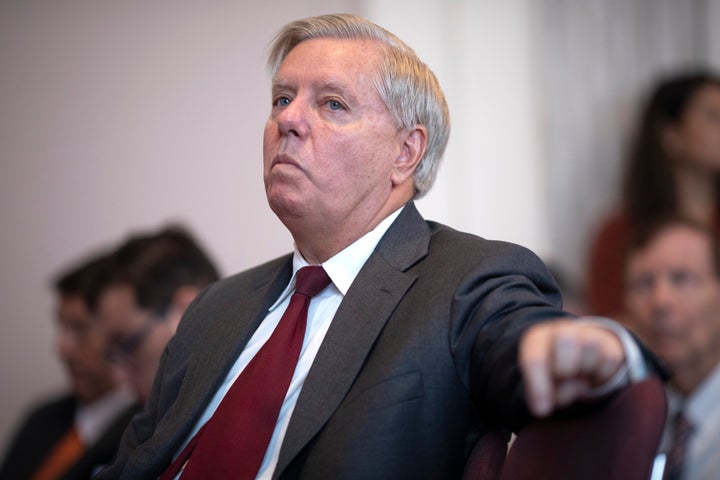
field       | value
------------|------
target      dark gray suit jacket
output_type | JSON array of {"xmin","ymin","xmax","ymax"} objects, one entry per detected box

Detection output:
[{"xmin": 98, "ymin": 202, "xmax": 568, "ymax": 479}]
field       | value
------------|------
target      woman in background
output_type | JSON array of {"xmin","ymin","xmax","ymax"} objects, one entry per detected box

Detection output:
[{"xmin": 587, "ymin": 69, "xmax": 720, "ymax": 318}]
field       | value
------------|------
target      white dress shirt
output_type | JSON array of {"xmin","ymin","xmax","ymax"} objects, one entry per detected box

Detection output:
[
  {"xmin": 663, "ymin": 362, "xmax": 720, "ymax": 480},
  {"xmin": 75, "ymin": 386, "xmax": 135, "ymax": 445}
]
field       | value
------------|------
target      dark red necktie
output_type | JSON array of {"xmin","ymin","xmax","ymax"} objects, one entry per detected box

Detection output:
[
  {"xmin": 663, "ymin": 410, "xmax": 694, "ymax": 480},
  {"xmin": 161, "ymin": 266, "xmax": 331, "ymax": 480}
]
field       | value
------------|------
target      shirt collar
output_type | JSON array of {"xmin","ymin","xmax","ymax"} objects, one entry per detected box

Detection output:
[
  {"xmin": 268, "ymin": 206, "xmax": 404, "ymax": 311},
  {"xmin": 75, "ymin": 386, "xmax": 135, "ymax": 444},
  {"xmin": 683, "ymin": 362, "xmax": 720, "ymax": 425}
]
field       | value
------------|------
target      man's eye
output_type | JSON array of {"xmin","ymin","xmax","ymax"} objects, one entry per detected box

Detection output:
[
  {"xmin": 628, "ymin": 275, "xmax": 654, "ymax": 294},
  {"xmin": 670, "ymin": 270, "xmax": 697, "ymax": 288},
  {"xmin": 275, "ymin": 97, "xmax": 291, "ymax": 107},
  {"xmin": 705, "ymin": 107, "xmax": 720, "ymax": 123},
  {"xmin": 327, "ymin": 100, "xmax": 343, "ymax": 111}
]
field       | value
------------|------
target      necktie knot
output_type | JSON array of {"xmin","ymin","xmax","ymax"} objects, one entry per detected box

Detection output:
[
  {"xmin": 295, "ymin": 266, "xmax": 331, "ymax": 298},
  {"xmin": 672, "ymin": 411, "xmax": 694, "ymax": 437}
]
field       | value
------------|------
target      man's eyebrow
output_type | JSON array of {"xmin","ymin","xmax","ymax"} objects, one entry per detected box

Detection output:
[
  {"xmin": 319, "ymin": 81, "xmax": 360, "ymax": 106},
  {"xmin": 270, "ymin": 78, "xmax": 292, "ymax": 92},
  {"xmin": 318, "ymin": 81, "xmax": 351, "ymax": 94},
  {"xmin": 270, "ymin": 78, "xmax": 353, "ymax": 93}
]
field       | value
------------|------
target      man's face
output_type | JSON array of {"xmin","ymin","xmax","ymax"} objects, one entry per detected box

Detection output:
[
  {"xmin": 625, "ymin": 225, "xmax": 720, "ymax": 380},
  {"xmin": 263, "ymin": 38, "xmax": 407, "ymax": 233},
  {"xmin": 55, "ymin": 295, "xmax": 117, "ymax": 403},
  {"xmin": 95, "ymin": 284, "xmax": 174, "ymax": 403}
]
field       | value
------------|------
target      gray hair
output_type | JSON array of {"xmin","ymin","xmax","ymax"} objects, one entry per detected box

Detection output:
[{"xmin": 266, "ymin": 13, "xmax": 450, "ymax": 199}]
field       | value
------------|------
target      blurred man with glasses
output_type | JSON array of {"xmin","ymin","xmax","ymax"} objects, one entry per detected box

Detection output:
[{"xmin": 89, "ymin": 225, "xmax": 220, "ymax": 403}]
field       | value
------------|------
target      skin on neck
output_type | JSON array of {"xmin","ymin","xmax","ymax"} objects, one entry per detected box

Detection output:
[
  {"xmin": 288, "ymin": 178, "xmax": 416, "ymax": 264},
  {"xmin": 671, "ymin": 347, "xmax": 720, "ymax": 396},
  {"xmin": 675, "ymin": 162, "xmax": 717, "ymax": 225}
]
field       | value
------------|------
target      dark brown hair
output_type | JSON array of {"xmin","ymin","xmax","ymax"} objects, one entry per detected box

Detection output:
[
  {"xmin": 54, "ymin": 250, "xmax": 113, "ymax": 301},
  {"xmin": 622, "ymin": 69, "xmax": 720, "ymax": 226},
  {"xmin": 87, "ymin": 225, "xmax": 220, "ymax": 317},
  {"xmin": 625, "ymin": 215, "xmax": 720, "ymax": 278}
]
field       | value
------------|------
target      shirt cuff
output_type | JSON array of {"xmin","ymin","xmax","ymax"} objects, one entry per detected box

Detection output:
[{"xmin": 575, "ymin": 316, "xmax": 648, "ymax": 398}]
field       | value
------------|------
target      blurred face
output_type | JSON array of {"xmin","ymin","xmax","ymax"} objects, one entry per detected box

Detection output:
[
  {"xmin": 55, "ymin": 295, "xmax": 117, "ymax": 404},
  {"xmin": 95, "ymin": 285, "xmax": 176, "ymax": 403},
  {"xmin": 625, "ymin": 225, "xmax": 720, "ymax": 389},
  {"xmin": 669, "ymin": 84, "xmax": 720, "ymax": 170},
  {"xmin": 263, "ymin": 38, "xmax": 407, "ymax": 233}
]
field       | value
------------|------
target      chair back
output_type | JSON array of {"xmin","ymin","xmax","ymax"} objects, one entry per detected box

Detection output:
[
  {"xmin": 463, "ymin": 376, "xmax": 667, "ymax": 480},
  {"xmin": 500, "ymin": 376, "xmax": 667, "ymax": 480},
  {"xmin": 462, "ymin": 430, "xmax": 508, "ymax": 480}
]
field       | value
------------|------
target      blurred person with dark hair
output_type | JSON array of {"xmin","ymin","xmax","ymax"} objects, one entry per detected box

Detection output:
[
  {"xmin": 0, "ymin": 253, "xmax": 137, "ymax": 480},
  {"xmin": 587, "ymin": 69, "xmax": 720, "ymax": 319},
  {"xmin": 89, "ymin": 225, "xmax": 220, "ymax": 404},
  {"xmin": 624, "ymin": 216, "xmax": 720, "ymax": 479}
]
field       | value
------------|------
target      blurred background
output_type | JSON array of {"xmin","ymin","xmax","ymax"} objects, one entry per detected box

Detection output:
[{"xmin": 1, "ymin": 0, "xmax": 718, "ymax": 452}]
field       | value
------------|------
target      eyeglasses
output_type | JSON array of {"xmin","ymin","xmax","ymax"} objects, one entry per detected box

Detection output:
[{"xmin": 105, "ymin": 319, "xmax": 159, "ymax": 363}]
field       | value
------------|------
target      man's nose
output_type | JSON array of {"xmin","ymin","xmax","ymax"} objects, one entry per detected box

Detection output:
[
  {"xmin": 651, "ymin": 278, "xmax": 676, "ymax": 303},
  {"xmin": 277, "ymin": 98, "xmax": 310, "ymax": 137},
  {"xmin": 648, "ymin": 278, "xmax": 676, "ymax": 320}
]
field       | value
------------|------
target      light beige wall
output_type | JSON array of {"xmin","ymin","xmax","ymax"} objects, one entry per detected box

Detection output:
[{"xmin": 710, "ymin": 0, "xmax": 720, "ymax": 66}]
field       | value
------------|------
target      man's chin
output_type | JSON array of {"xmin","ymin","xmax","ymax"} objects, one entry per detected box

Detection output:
[
  {"xmin": 655, "ymin": 346, "xmax": 684, "ymax": 368},
  {"xmin": 269, "ymin": 197, "xmax": 308, "ymax": 221},
  {"xmin": 73, "ymin": 383, "xmax": 102, "ymax": 404}
]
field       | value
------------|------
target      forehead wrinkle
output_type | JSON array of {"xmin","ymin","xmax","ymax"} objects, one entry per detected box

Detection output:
[{"xmin": 272, "ymin": 38, "xmax": 384, "ymax": 94}]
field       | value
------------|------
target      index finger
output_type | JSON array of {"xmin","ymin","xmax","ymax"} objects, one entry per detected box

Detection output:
[{"xmin": 519, "ymin": 324, "xmax": 555, "ymax": 417}]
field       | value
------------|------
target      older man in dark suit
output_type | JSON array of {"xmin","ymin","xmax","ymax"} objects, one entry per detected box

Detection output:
[{"xmin": 98, "ymin": 14, "xmax": 651, "ymax": 479}]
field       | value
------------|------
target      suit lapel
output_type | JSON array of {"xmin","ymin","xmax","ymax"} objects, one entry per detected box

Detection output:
[
  {"xmin": 275, "ymin": 203, "xmax": 431, "ymax": 476},
  {"xmin": 138, "ymin": 258, "xmax": 294, "ymax": 465}
]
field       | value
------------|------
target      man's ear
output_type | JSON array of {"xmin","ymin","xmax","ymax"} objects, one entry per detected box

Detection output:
[
  {"xmin": 171, "ymin": 286, "xmax": 200, "ymax": 314},
  {"xmin": 391, "ymin": 125, "xmax": 428, "ymax": 186},
  {"xmin": 164, "ymin": 285, "xmax": 201, "ymax": 330}
]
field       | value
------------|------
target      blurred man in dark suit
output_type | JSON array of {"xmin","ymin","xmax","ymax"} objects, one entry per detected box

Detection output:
[
  {"xmin": 0, "ymin": 252, "xmax": 137, "ymax": 480},
  {"xmin": 89, "ymin": 225, "xmax": 220, "ymax": 404},
  {"xmin": 625, "ymin": 217, "xmax": 720, "ymax": 479}
]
